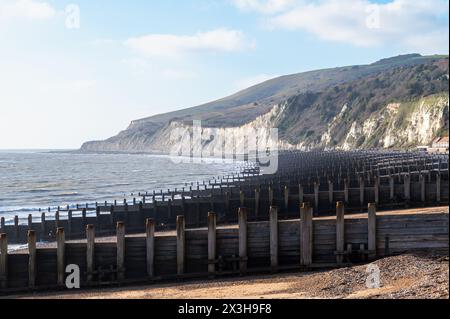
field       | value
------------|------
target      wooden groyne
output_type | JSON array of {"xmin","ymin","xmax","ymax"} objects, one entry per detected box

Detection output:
[
  {"xmin": 0, "ymin": 205, "xmax": 448, "ymax": 293},
  {"xmin": 1, "ymin": 150, "xmax": 448, "ymax": 245}
]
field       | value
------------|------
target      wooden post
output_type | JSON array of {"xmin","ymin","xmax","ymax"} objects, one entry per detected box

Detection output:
[
  {"xmin": 167, "ymin": 199, "xmax": 172, "ymax": 221},
  {"xmin": 299, "ymin": 184, "xmax": 304, "ymax": 204},
  {"xmin": 374, "ymin": 176, "xmax": 380, "ymax": 205},
  {"xmin": 238, "ymin": 207, "xmax": 248, "ymax": 274},
  {"xmin": 240, "ymin": 190, "xmax": 245, "ymax": 207},
  {"xmin": 28, "ymin": 230, "xmax": 37, "ymax": 288},
  {"xmin": 300, "ymin": 203, "xmax": 313, "ymax": 266},
  {"xmin": 389, "ymin": 175, "xmax": 395, "ymax": 200},
  {"xmin": 0, "ymin": 233, "xmax": 8, "ymax": 289},
  {"xmin": 344, "ymin": 179, "xmax": 349, "ymax": 204},
  {"xmin": 82, "ymin": 208, "xmax": 87, "ymax": 228},
  {"xmin": 254, "ymin": 188, "xmax": 260, "ymax": 219},
  {"xmin": 404, "ymin": 173, "xmax": 411, "ymax": 204},
  {"xmin": 28, "ymin": 214, "xmax": 33, "ymax": 230},
  {"xmin": 146, "ymin": 218, "xmax": 155, "ymax": 278},
  {"xmin": 359, "ymin": 176, "xmax": 365, "ymax": 207},
  {"xmin": 41, "ymin": 213, "xmax": 46, "ymax": 240},
  {"xmin": 55, "ymin": 210, "xmax": 60, "ymax": 229},
  {"xmin": 284, "ymin": 186, "xmax": 289, "ymax": 212},
  {"xmin": 67, "ymin": 210, "xmax": 73, "ymax": 239},
  {"xmin": 176, "ymin": 216, "xmax": 185, "ymax": 276},
  {"xmin": 110, "ymin": 205, "xmax": 115, "ymax": 228},
  {"xmin": 86, "ymin": 225, "xmax": 95, "ymax": 284},
  {"xmin": 436, "ymin": 173, "xmax": 441, "ymax": 203},
  {"xmin": 420, "ymin": 173, "xmax": 426, "ymax": 203},
  {"xmin": 268, "ymin": 185, "xmax": 274, "ymax": 206},
  {"xmin": 0, "ymin": 217, "xmax": 4, "ymax": 233},
  {"xmin": 269, "ymin": 206, "xmax": 278, "ymax": 271},
  {"xmin": 368, "ymin": 203, "xmax": 377, "ymax": 260},
  {"xmin": 313, "ymin": 182, "xmax": 319, "ymax": 215},
  {"xmin": 225, "ymin": 192, "xmax": 230, "ymax": 219},
  {"xmin": 335, "ymin": 202, "xmax": 345, "ymax": 265},
  {"xmin": 56, "ymin": 227, "xmax": 65, "ymax": 287},
  {"xmin": 328, "ymin": 180, "xmax": 333, "ymax": 204},
  {"xmin": 207, "ymin": 212, "xmax": 217, "ymax": 275},
  {"xmin": 116, "ymin": 222, "xmax": 125, "ymax": 281},
  {"xmin": 14, "ymin": 215, "xmax": 19, "ymax": 241}
]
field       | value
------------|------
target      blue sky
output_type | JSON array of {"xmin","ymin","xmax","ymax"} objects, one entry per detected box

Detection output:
[{"xmin": 0, "ymin": 0, "xmax": 448, "ymax": 149}]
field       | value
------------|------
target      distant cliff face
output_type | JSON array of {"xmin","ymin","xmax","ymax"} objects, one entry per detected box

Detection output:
[{"xmin": 81, "ymin": 54, "xmax": 449, "ymax": 153}]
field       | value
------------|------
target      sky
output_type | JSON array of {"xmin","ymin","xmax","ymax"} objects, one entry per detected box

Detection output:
[{"xmin": 0, "ymin": 0, "xmax": 448, "ymax": 149}]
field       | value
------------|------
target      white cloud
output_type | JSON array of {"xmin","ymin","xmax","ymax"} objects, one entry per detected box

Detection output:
[
  {"xmin": 125, "ymin": 28, "xmax": 255, "ymax": 57},
  {"xmin": 234, "ymin": 0, "xmax": 449, "ymax": 54},
  {"xmin": 0, "ymin": 0, "xmax": 56, "ymax": 21},
  {"xmin": 235, "ymin": 73, "xmax": 279, "ymax": 90},
  {"xmin": 232, "ymin": 0, "xmax": 296, "ymax": 14}
]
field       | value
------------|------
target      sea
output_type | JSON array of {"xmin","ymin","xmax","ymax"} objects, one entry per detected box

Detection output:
[{"xmin": 0, "ymin": 150, "xmax": 241, "ymax": 225}]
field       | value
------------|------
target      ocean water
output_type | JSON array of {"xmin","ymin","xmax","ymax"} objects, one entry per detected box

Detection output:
[{"xmin": 0, "ymin": 150, "xmax": 240, "ymax": 224}]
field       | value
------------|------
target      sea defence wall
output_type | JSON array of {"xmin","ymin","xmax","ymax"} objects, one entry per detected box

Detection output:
[
  {"xmin": 0, "ymin": 204, "xmax": 448, "ymax": 293},
  {"xmin": 1, "ymin": 154, "xmax": 448, "ymax": 245}
]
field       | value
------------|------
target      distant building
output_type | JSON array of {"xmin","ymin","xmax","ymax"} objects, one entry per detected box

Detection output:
[{"xmin": 428, "ymin": 136, "xmax": 449, "ymax": 154}]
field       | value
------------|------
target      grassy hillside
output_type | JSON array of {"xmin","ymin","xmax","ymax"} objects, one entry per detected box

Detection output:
[{"xmin": 81, "ymin": 54, "xmax": 449, "ymax": 152}]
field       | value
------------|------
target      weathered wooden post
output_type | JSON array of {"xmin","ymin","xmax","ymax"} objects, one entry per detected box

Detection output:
[
  {"xmin": 82, "ymin": 208, "xmax": 87, "ymax": 228},
  {"xmin": 335, "ymin": 202, "xmax": 345, "ymax": 265},
  {"xmin": 55, "ymin": 210, "xmax": 60, "ymax": 229},
  {"xmin": 368, "ymin": 203, "xmax": 377, "ymax": 260},
  {"xmin": 328, "ymin": 180, "xmax": 334, "ymax": 205},
  {"xmin": 269, "ymin": 206, "xmax": 278, "ymax": 272},
  {"xmin": 86, "ymin": 224, "xmax": 95, "ymax": 284},
  {"xmin": 56, "ymin": 227, "xmax": 65, "ymax": 287},
  {"xmin": 389, "ymin": 175, "xmax": 395, "ymax": 201},
  {"xmin": 225, "ymin": 191, "xmax": 230, "ymax": 221},
  {"xmin": 116, "ymin": 222, "xmax": 125, "ymax": 282},
  {"xmin": 436, "ymin": 173, "xmax": 441, "ymax": 203},
  {"xmin": 268, "ymin": 185, "xmax": 274, "ymax": 206},
  {"xmin": 195, "ymin": 195, "xmax": 201, "ymax": 227},
  {"xmin": 67, "ymin": 210, "xmax": 73, "ymax": 239},
  {"xmin": 0, "ymin": 233, "xmax": 8, "ymax": 289},
  {"xmin": 27, "ymin": 230, "xmax": 37, "ymax": 289},
  {"xmin": 313, "ymin": 182, "xmax": 320, "ymax": 216},
  {"xmin": 167, "ymin": 199, "xmax": 172, "ymax": 221},
  {"xmin": 359, "ymin": 176, "xmax": 365, "ymax": 207},
  {"xmin": 28, "ymin": 214, "xmax": 33, "ymax": 230},
  {"xmin": 300, "ymin": 203, "xmax": 313, "ymax": 267},
  {"xmin": 176, "ymin": 215, "xmax": 185, "ymax": 276},
  {"xmin": 207, "ymin": 212, "xmax": 217, "ymax": 276},
  {"xmin": 110, "ymin": 205, "xmax": 115, "ymax": 229},
  {"xmin": 41, "ymin": 212, "xmax": 46, "ymax": 240},
  {"xmin": 374, "ymin": 176, "xmax": 380, "ymax": 205},
  {"xmin": 124, "ymin": 201, "xmax": 129, "ymax": 225},
  {"xmin": 344, "ymin": 179, "xmax": 349, "ymax": 204},
  {"xmin": 420, "ymin": 173, "xmax": 426, "ymax": 203},
  {"xmin": 238, "ymin": 207, "xmax": 248, "ymax": 274},
  {"xmin": 14, "ymin": 215, "xmax": 19, "ymax": 241},
  {"xmin": 282, "ymin": 185, "xmax": 288, "ymax": 213},
  {"xmin": 146, "ymin": 218, "xmax": 155, "ymax": 279},
  {"xmin": 254, "ymin": 187, "xmax": 260, "ymax": 219},
  {"xmin": 404, "ymin": 173, "xmax": 411, "ymax": 205}
]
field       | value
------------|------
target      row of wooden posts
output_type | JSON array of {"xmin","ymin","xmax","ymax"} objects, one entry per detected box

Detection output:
[{"xmin": 0, "ymin": 201, "xmax": 378, "ymax": 290}]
